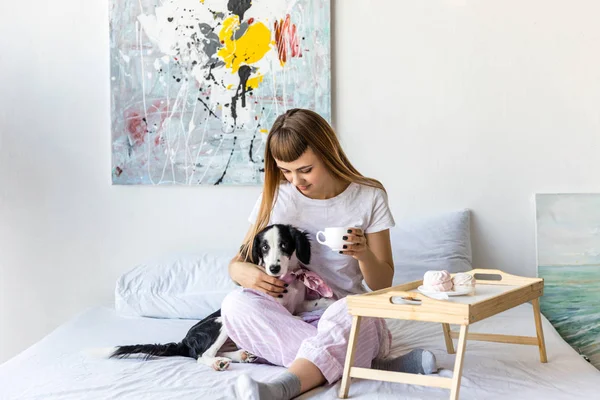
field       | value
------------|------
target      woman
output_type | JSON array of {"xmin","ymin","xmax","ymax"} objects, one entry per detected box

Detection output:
[{"xmin": 223, "ymin": 109, "xmax": 436, "ymax": 399}]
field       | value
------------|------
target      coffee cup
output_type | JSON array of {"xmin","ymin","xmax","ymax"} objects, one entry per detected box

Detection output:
[{"xmin": 316, "ymin": 227, "xmax": 350, "ymax": 251}]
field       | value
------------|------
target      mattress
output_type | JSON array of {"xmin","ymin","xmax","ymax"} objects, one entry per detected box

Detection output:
[{"xmin": 1, "ymin": 304, "xmax": 598, "ymax": 400}]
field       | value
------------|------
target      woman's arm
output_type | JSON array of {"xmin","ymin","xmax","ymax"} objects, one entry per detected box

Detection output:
[
  {"xmin": 340, "ymin": 228, "xmax": 394, "ymax": 291},
  {"xmin": 229, "ymin": 224, "xmax": 288, "ymax": 298}
]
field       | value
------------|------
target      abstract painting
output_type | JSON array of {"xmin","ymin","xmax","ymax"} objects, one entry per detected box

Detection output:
[
  {"xmin": 109, "ymin": 0, "xmax": 331, "ymax": 185},
  {"xmin": 536, "ymin": 193, "xmax": 600, "ymax": 369}
]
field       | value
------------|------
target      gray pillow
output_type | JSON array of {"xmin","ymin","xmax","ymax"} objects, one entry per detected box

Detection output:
[{"xmin": 390, "ymin": 209, "xmax": 472, "ymax": 285}]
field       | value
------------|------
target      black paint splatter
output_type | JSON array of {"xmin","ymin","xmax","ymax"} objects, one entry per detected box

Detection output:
[
  {"xmin": 230, "ymin": 65, "xmax": 251, "ymax": 127},
  {"xmin": 206, "ymin": 7, "xmax": 225, "ymax": 20},
  {"xmin": 248, "ymin": 124, "xmax": 259, "ymax": 162},
  {"xmin": 227, "ymin": 0, "xmax": 252, "ymax": 21},
  {"xmin": 228, "ymin": 0, "xmax": 252, "ymax": 21},
  {"xmin": 197, "ymin": 97, "xmax": 219, "ymax": 119},
  {"xmin": 205, "ymin": 62, "xmax": 220, "ymax": 86},
  {"xmin": 214, "ymin": 136, "xmax": 237, "ymax": 185}
]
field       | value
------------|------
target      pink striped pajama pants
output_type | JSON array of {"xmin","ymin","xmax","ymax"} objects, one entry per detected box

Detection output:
[{"xmin": 221, "ymin": 288, "xmax": 391, "ymax": 384}]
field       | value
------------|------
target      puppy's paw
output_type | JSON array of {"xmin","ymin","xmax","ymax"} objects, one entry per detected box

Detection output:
[
  {"xmin": 240, "ymin": 350, "xmax": 257, "ymax": 363},
  {"xmin": 212, "ymin": 357, "xmax": 231, "ymax": 371},
  {"xmin": 198, "ymin": 356, "xmax": 232, "ymax": 371}
]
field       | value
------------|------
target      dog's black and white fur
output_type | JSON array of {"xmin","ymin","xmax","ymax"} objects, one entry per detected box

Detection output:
[{"xmin": 109, "ymin": 224, "xmax": 334, "ymax": 371}]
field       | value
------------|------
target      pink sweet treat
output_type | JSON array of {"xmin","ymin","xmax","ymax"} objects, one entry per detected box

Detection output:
[
  {"xmin": 423, "ymin": 270, "xmax": 454, "ymax": 292},
  {"xmin": 452, "ymin": 273, "xmax": 476, "ymax": 288}
]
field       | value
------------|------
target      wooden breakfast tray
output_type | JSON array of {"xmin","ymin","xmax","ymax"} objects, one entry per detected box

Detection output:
[{"xmin": 339, "ymin": 269, "xmax": 547, "ymax": 400}]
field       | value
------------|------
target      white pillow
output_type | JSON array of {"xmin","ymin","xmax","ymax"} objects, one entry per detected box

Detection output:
[
  {"xmin": 390, "ymin": 209, "xmax": 472, "ymax": 285},
  {"xmin": 115, "ymin": 251, "xmax": 239, "ymax": 319}
]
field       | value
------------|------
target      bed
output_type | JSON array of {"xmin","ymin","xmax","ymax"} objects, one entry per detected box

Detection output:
[
  {"xmin": 3, "ymin": 212, "xmax": 598, "ymax": 399},
  {"xmin": 1, "ymin": 303, "xmax": 598, "ymax": 400}
]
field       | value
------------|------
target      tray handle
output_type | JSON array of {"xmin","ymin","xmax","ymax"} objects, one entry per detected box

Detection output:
[{"xmin": 466, "ymin": 268, "xmax": 539, "ymax": 285}]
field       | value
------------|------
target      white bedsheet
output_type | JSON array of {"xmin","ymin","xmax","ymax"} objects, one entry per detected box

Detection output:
[{"xmin": 1, "ymin": 304, "xmax": 598, "ymax": 400}]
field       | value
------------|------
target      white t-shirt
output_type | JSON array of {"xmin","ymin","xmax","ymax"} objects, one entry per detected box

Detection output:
[{"xmin": 249, "ymin": 181, "xmax": 396, "ymax": 298}]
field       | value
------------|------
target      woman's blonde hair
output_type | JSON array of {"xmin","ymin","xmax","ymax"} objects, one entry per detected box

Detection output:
[{"xmin": 241, "ymin": 108, "xmax": 385, "ymax": 261}]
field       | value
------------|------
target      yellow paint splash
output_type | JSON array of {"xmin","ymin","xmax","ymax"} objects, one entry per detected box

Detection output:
[
  {"xmin": 246, "ymin": 74, "xmax": 264, "ymax": 90},
  {"xmin": 260, "ymin": 129, "xmax": 269, "ymax": 133},
  {"xmin": 217, "ymin": 15, "xmax": 272, "ymax": 91}
]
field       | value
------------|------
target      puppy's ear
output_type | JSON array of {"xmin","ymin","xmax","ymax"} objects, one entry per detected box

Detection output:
[
  {"xmin": 251, "ymin": 234, "xmax": 262, "ymax": 265},
  {"xmin": 291, "ymin": 227, "xmax": 311, "ymax": 265}
]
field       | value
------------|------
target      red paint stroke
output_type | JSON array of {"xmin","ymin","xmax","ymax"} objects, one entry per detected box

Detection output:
[
  {"xmin": 115, "ymin": 166, "xmax": 123, "ymax": 177},
  {"xmin": 274, "ymin": 14, "xmax": 302, "ymax": 65},
  {"xmin": 248, "ymin": 17, "xmax": 254, "ymax": 24},
  {"xmin": 125, "ymin": 110, "xmax": 147, "ymax": 145},
  {"xmin": 124, "ymin": 100, "xmax": 169, "ymax": 147}
]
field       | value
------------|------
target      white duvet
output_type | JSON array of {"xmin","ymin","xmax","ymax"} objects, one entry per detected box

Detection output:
[{"xmin": 1, "ymin": 304, "xmax": 598, "ymax": 400}]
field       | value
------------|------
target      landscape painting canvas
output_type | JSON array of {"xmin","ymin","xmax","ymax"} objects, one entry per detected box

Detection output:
[
  {"xmin": 109, "ymin": 0, "xmax": 331, "ymax": 185},
  {"xmin": 536, "ymin": 193, "xmax": 600, "ymax": 369}
]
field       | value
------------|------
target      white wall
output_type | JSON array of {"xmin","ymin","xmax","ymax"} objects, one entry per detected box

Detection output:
[{"xmin": 1, "ymin": 0, "xmax": 599, "ymax": 363}]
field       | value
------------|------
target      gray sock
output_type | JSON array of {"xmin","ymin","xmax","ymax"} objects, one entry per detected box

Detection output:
[
  {"xmin": 372, "ymin": 349, "xmax": 437, "ymax": 374},
  {"xmin": 235, "ymin": 372, "xmax": 301, "ymax": 400}
]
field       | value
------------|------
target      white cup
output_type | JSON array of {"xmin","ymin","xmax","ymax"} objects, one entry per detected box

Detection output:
[{"xmin": 316, "ymin": 227, "xmax": 350, "ymax": 251}]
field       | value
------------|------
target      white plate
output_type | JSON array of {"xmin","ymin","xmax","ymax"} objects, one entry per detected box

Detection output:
[{"xmin": 417, "ymin": 285, "xmax": 474, "ymax": 297}]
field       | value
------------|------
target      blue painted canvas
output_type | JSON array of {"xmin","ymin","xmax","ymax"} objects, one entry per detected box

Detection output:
[
  {"xmin": 109, "ymin": 0, "xmax": 331, "ymax": 185},
  {"xmin": 536, "ymin": 193, "xmax": 600, "ymax": 369}
]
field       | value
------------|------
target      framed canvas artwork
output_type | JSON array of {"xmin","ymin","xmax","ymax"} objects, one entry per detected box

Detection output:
[
  {"xmin": 536, "ymin": 193, "xmax": 600, "ymax": 369},
  {"xmin": 110, "ymin": 0, "xmax": 331, "ymax": 185}
]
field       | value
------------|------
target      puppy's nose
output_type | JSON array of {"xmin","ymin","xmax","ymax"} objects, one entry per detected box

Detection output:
[{"xmin": 269, "ymin": 265, "xmax": 281, "ymax": 275}]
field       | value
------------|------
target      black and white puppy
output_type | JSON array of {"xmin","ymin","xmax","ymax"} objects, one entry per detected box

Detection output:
[{"xmin": 109, "ymin": 224, "xmax": 334, "ymax": 371}]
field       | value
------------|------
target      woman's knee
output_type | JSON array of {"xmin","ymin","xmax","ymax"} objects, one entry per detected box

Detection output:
[
  {"xmin": 320, "ymin": 297, "xmax": 349, "ymax": 321},
  {"xmin": 221, "ymin": 289, "xmax": 267, "ymax": 317},
  {"xmin": 222, "ymin": 290, "xmax": 249, "ymax": 315},
  {"xmin": 321, "ymin": 297, "xmax": 377, "ymax": 331}
]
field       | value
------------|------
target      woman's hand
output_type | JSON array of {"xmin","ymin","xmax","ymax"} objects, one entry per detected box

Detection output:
[
  {"xmin": 341, "ymin": 229, "xmax": 394, "ymax": 291},
  {"xmin": 338, "ymin": 228, "xmax": 372, "ymax": 261},
  {"xmin": 230, "ymin": 261, "xmax": 288, "ymax": 298}
]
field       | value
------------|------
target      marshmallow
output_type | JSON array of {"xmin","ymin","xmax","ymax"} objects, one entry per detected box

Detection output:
[
  {"xmin": 452, "ymin": 273, "xmax": 476, "ymax": 289},
  {"xmin": 423, "ymin": 270, "xmax": 453, "ymax": 292}
]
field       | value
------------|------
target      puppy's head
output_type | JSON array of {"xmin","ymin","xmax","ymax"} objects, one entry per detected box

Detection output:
[{"xmin": 251, "ymin": 224, "xmax": 311, "ymax": 277}]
